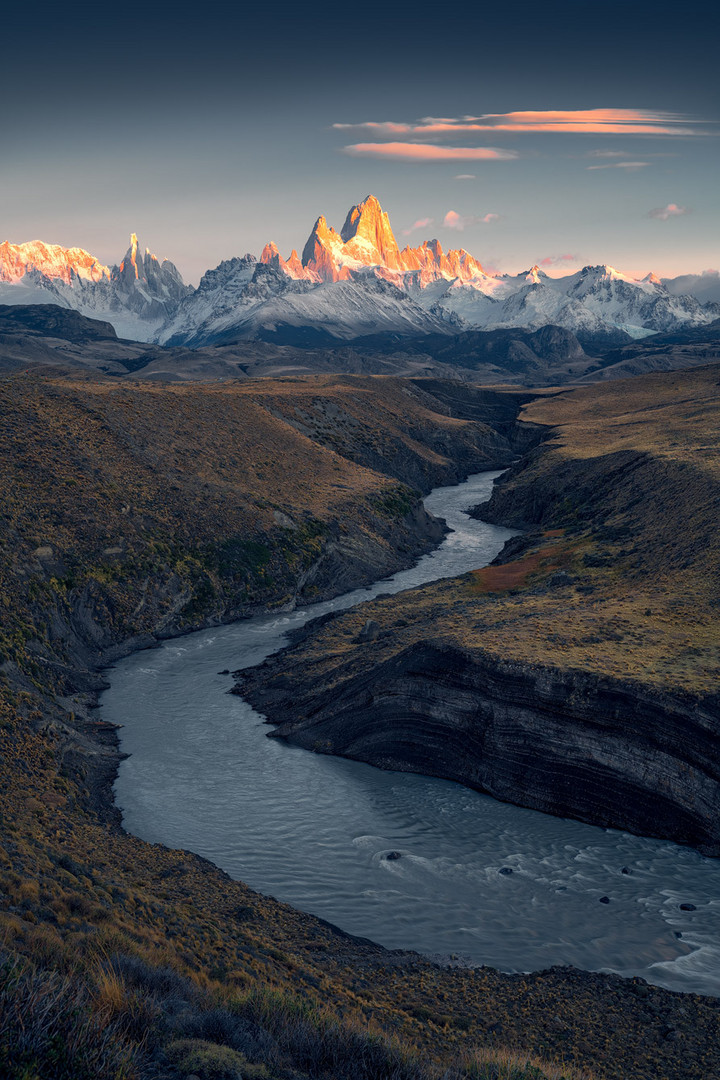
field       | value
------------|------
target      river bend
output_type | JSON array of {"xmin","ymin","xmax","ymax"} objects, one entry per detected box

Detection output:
[{"xmin": 103, "ymin": 472, "xmax": 720, "ymax": 996}]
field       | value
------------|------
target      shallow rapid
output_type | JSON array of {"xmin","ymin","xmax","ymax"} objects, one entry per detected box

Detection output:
[{"xmin": 105, "ymin": 471, "xmax": 720, "ymax": 996}]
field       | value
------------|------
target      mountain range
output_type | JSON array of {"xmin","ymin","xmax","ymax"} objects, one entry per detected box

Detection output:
[{"xmin": 1, "ymin": 196, "xmax": 718, "ymax": 352}]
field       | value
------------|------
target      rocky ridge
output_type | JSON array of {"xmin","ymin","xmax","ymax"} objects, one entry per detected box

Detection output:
[
  {"xmin": 2, "ymin": 196, "xmax": 717, "ymax": 352},
  {"xmin": 0, "ymin": 233, "xmax": 191, "ymax": 340}
]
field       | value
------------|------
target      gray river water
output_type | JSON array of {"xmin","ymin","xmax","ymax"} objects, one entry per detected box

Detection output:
[{"xmin": 104, "ymin": 471, "xmax": 720, "ymax": 996}]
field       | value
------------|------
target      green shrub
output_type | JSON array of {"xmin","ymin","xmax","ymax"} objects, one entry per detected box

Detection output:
[{"xmin": 165, "ymin": 1038, "xmax": 268, "ymax": 1079}]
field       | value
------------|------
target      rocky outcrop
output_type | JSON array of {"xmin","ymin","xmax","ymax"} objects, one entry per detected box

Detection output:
[{"xmin": 242, "ymin": 638, "xmax": 720, "ymax": 855}]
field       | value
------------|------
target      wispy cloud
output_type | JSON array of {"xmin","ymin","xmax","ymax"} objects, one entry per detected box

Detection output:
[
  {"xmin": 335, "ymin": 109, "xmax": 711, "ymax": 140},
  {"xmin": 587, "ymin": 161, "xmax": 650, "ymax": 170},
  {"xmin": 333, "ymin": 121, "xmax": 413, "ymax": 136},
  {"xmin": 648, "ymin": 203, "xmax": 690, "ymax": 220},
  {"xmin": 443, "ymin": 210, "xmax": 499, "ymax": 231},
  {"xmin": 538, "ymin": 254, "xmax": 578, "ymax": 267},
  {"xmin": 402, "ymin": 217, "xmax": 434, "ymax": 237},
  {"xmin": 454, "ymin": 173, "xmax": 476, "ymax": 180},
  {"xmin": 342, "ymin": 143, "xmax": 517, "ymax": 162},
  {"xmin": 586, "ymin": 150, "xmax": 631, "ymax": 158}
]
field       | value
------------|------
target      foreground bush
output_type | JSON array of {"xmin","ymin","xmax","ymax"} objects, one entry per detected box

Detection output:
[{"xmin": 0, "ymin": 952, "xmax": 138, "ymax": 1080}]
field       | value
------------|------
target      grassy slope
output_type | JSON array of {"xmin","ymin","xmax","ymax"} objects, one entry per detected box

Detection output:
[{"xmin": 1, "ymin": 369, "xmax": 719, "ymax": 1079}]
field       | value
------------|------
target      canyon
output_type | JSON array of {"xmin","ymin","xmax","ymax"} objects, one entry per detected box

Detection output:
[
  {"xmin": 240, "ymin": 364, "xmax": 720, "ymax": 855},
  {"xmin": 1, "ymin": 364, "xmax": 719, "ymax": 1079}
]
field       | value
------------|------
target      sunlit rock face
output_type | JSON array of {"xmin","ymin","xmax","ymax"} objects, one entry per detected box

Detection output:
[
  {"xmin": 340, "ymin": 194, "xmax": 403, "ymax": 270},
  {"xmin": 260, "ymin": 242, "xmax": 319, "ymax": 282},
  {"xmin": 0, "ymin": 240, "xmax": 111, "ymax": 285},
  {"xmin": 301, "ymin": 216, "xmax": 354, "ymax": 282},
  {"xmin": 294, "ymin": 196, "xmax": 494, "ymax": 288}
]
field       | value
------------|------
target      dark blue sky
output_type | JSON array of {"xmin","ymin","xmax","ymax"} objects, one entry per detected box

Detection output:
[{"xmin": 3, "ymin": 1, "xmax": 718, "ymax": 280}]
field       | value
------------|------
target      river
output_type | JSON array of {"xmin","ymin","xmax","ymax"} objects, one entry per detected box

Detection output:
[{"xmin": 103, "ymin": 470, "xmax": 720, "ymax": 996}]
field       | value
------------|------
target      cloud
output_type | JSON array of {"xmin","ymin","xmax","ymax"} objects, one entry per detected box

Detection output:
[
  {"xmin": 648, "ymin": 203, "xmax": 690, "ymax": 220},
  {"xmin": 538, "ymin": 254, "xmax": 578, "ymax": 267},
  {"xmin": 402, "ymin": 217, "xmax": 434, "ymax": 237},
  {"xmin": 586, "ymin": 150, "xmax": 630, "ymax": 158},
  {"xmin": 454, "ymin": 174, "xmax": 476, "ymax": 180},
  {"xmin": 335, "ymin": 109, "xmax": 711, "ymax": 140},
  {"xmin": 587, "ymin": 161, "xmax": 650, "ymax": 170},
  {"xmin": 443, "ymin": 210, "xmax": 499, "ymax": 231},
  {"xmin": 342, "ymin": 143, "xmax": 517, "ymax": 162},
  {"xmin": 332, "ymin": 121, "xmax": 412, "ymax": 136},
  {"xmin": 443, "ymin": 211, "xmax": 465, "ymax": 230}
]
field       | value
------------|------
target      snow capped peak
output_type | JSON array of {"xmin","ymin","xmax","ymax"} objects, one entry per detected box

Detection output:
[
  {"xmin": 642, "ymin": 271, "xmax": 663, "ymax": 285},
  {"xmin": 525, "ymin": 265, "xmax": 544, "ymax": 284},
  {"xmin": 0, "ymin": 239, "xmax": 111, "ymax": 285},
  {"xmin": 578, "ymin": 264, "xmax": 632, "ymax": 283}
]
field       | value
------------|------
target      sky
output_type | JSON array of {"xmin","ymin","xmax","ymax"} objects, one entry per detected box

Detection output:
[{"xmin": 2, "ymin": 0, "xmax": 719, "ymax": 284}]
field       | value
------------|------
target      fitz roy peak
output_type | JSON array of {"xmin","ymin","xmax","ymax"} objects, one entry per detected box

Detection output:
[{"xmin": 1, "ymin": 196, "xmax": 717, "ymax": 347}]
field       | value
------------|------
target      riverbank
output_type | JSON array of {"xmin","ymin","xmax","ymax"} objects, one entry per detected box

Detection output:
[{"xmin": 2, "ymin": 368, "xmax": 720, "ymax": 1079}]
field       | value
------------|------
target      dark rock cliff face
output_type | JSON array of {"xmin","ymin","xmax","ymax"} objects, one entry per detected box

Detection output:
[{"xmin": 242, "ymin": 639, "xmax": 720, "ymax": 855}]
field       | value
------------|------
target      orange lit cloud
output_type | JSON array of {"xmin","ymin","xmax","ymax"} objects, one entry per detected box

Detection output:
[
  {"xmin": 402, "ymin": 217, "xmax": 434, "ymax": 236},
  {"xmin": 648, "ymin": 203, "xmax": 690, "ymax": 220},
  {"xmin": 539, "ymin": 254, "xmax": 578, "ymax": 267},
  {"xmin": 443, "ymin": 210, "xmax": 499, "ymax": 231},
  {"xmin": 336, "ymin": 109, "xmax": 711, "ymax": 139},
  {"xmin": 587, "ymin": 161, "xmax": 650, "ymax": 170},
  {"xmin": 333, "ymin": 121, "xmax": 413, "ymax": 136},
  {"xmin": 342, "ymin": 143, "xmax": 517, "ymax": 161}
]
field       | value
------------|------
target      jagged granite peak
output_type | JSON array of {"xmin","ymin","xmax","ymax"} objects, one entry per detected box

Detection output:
[
  {"xmin": 110, "ymin": 235, "xmax": 191, "ymax": 324},
  {"xmin": 340, "ymin": 194, "xmax": 403, "ymax": 270},
  {"xmin": 260, "ymin": 241, "xmax": 281, "ymax": 263},
  {"xmin": 294, "ymin": 197, "xmax": 494, "ymax": 287},
  {"xmin": 261, "ymin": 242, "xmax": 318, "ymax": 282},
  {"xmin": 301, "ymin": 215, "xmax": 350, "ymax": 282},
  {"xmin": 400, "ymin": 239, "xmax": 490, "ymax": 286},
  {"xmin": 116, "ymin": 233, "xmax": 186, "ymax": 291}
]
